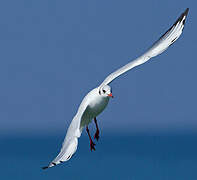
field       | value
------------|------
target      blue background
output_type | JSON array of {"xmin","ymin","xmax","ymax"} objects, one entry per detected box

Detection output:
[{"xmin": 0, "ymin": 0, "xmax": 196, "ymax": 179}]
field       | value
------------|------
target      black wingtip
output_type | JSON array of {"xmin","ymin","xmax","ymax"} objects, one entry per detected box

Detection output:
[
  {"xmin": 52, "ymin": 162, "xmax": 57, "ymax": 166},
  {"xmin": 177, "ymin": 8, "xmax": 189, "ymax": 24},
  {"xmin": 181, "ymin": 8, "xmax": 189, "ymax": 27},
  {"xmin": 42, "ymin": 166, "xmax": 49, "ymax": 170},
  {"xmin": 184, "ymin": 8, "xmax": 189, "ymax": 16},
  {"xmin": 159, "ymin": 8, "xmax": 188, "ymax": 41}
]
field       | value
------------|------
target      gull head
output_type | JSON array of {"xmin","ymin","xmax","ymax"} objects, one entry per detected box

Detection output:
[{"xmin": 99, "ymin": 85, "xmax": 113, "ymax": 98}]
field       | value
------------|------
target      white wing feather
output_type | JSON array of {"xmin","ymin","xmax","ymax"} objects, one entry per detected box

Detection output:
[
  {"xmin": 42, "ymin": 101, "xmax": 89, "ymax": 169},
  {"xmin": 99, "ymin": 8, "xmax": 189, "ymax": 89}
]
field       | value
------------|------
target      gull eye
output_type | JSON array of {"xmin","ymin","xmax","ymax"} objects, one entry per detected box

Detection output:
[{"xmin": 103, "ymin": 90, "xmax": 106, "ymax": 93}]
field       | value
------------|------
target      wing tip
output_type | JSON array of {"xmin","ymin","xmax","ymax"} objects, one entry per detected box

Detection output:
[
  {"xmin": 178, "ymin": 8, "xmax": 189, "ymax": 30},
  {"xmin": 42, "ymin": 162, "xmax": 57, "ymax": 170},
  {"xmin": 184, "ymin": 8, "xmax": 189, "ymax": 17},
  {"xmin": 157, "ymin": 8, "xmax": 189, "ymax": 42},
  {"xmin": 42, "ymin": 166, "xmax": 49, "ymax": 170},
  {"xmin": 182, "ymin": 8, "xmax": 189, "ymax": 24},
  {"xmin": 176, "ymin": 8, "xmax": 189, "ymax": 25}
]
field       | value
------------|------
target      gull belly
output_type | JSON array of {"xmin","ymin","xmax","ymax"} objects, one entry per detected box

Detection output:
[{"xmin": 80, "ymin": 88, "xmax": 109, "ymax": 128}]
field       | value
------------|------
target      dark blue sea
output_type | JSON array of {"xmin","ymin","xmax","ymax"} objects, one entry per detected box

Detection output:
[{"xmin": 1, "ymin": 133, "xmax": 197, "ymax": 180}]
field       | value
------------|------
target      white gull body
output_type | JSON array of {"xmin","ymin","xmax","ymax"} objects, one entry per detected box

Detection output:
[{"xmin": 43, "ymin": 8, "xmax": 189, "ymax": 169}]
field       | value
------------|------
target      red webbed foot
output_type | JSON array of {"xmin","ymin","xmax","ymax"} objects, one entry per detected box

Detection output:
[
  {"xmin": 94, "ymin": 130, "xmax": 100, "ymax": 141},
  {"xmin": 90, "ymin": 140, "xmax": 96, "ymax": 151}
]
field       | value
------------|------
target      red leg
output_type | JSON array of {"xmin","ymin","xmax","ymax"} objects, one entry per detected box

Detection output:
[
  {"xmin": 94, "ymin": 117, "xmax": 100, "ymax": 141},
  {"xmin": 86, "ymin": 126, "xmax": 96, "ymax": 151}
]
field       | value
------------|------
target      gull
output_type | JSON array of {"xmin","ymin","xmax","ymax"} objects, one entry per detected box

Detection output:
[{"xmin": 42, "ymin": 8, "xmax": 189, "ymax": 169}]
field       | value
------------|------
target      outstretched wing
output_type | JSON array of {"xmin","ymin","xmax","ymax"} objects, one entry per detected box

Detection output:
[
  {"xmin": 42, "ymin": 100, "xmax": 89, "ymax": 169},
  {"xmin": 99, "ymin": 8, "xmax": 189, "ymax": 89}
]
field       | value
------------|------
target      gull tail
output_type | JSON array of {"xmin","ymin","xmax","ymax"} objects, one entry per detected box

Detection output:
[{"xmin": 42, "ymin": 116, "xmax": 82, "ymax": 169}]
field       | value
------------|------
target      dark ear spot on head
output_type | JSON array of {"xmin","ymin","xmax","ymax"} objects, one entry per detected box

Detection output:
[{"xmin": 99, "ymin": 90, "xmax": 101, "ymax": 95}]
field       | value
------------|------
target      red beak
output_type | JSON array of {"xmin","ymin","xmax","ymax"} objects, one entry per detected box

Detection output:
[{"xmin": 108, "ymin": 93, "xmax": 114, "ymax": 98}]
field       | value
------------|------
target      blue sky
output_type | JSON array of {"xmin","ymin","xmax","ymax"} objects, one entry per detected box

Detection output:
[{"xmin": 0, "ymin": 0, "xmax": 196, "ymax": 136}]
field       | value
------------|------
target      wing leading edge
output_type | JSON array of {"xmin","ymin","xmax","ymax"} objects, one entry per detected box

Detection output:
[{"xmin": 99, "ymin": 8, "xmax": 189, "ymax": 89}]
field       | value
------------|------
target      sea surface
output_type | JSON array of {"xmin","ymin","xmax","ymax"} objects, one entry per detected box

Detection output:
[{"xmin": 1, "ymin": 133, "xmax": 197, "ymax": 180}]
